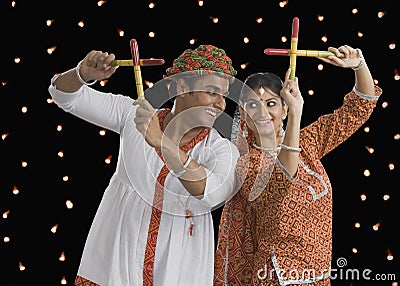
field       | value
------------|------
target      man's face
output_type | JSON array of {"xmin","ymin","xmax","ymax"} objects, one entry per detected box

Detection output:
[{"xmin": 176, "ymin": 74, "xmax": 231, "ymax": 127}]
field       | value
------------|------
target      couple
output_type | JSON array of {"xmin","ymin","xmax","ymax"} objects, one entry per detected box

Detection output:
[{"xmin": 48, "ymin": 44, "xmax": 381, "ymax": 285}]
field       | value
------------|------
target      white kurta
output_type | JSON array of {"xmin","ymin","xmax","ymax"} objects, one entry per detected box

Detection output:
[{"xmin": 48, "ymin": 77, "xmax": 240, "ymax": 286}]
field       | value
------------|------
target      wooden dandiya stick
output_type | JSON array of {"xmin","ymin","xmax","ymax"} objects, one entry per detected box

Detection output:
[
  {"xmin": 110, "ymin": 58, "xmax": 165, "ymax": 66},
  {"xmin": 264, "ymin": 48, "xmax": 345, "ymax": 58},
  {"xmin": 130, "ymin": 39, "xmax": 145, "ymax": 99},
  {"xmin": 289, "ymin": 17, "xmax": 299, "ymax": 80}
]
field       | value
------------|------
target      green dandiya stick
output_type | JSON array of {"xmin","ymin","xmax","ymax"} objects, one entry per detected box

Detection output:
[
  {"xmin": 110, "ymin": 58, "xmax": 165, "ymax": 66},
  {"xmin": 264, "ymin": 48, "xmax": 345, "ymax": 58}
]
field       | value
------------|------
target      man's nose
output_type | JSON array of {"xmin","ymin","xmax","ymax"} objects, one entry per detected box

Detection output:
[{"xmin": 213, "ymin": 94, "xmax": 226, "ymax": 111}]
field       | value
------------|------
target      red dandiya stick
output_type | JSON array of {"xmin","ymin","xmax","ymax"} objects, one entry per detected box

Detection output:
[
  {"xmin": 289, "ymin": 17, "xmax": 299, "ymax": 80},
  {"xmin": 110, "ymin": 58, "xmax": 165, "ymax": 66},
  {"xmin": 130, "ymin": 39, "xmax": 145, "ymax": 99}
]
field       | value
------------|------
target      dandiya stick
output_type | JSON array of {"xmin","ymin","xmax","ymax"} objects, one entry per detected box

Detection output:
[
  {"xmin": 130, "ymin": 39, "xmax": 145, "ymax": 99},
  {"xmin": 110, "ymin": 58, "xmax": 165, "ymax": 67},
  {"xmin": 289, "ymin": 17, "xmax": 299, "ymax": 80},
  {"xmin": 264, "ymin": 48, "xmax": 345, "ymax": 58}
]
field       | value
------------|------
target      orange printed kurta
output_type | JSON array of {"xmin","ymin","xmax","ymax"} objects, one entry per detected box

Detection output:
[{"xmin": 214, "ymin": 87, "xmax": 382, "ymax": 286}]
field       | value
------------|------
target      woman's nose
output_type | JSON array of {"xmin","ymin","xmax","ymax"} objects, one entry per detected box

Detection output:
[{"xmin": 258, "ymin": 104, "xmax": 270, "ymax": 118}]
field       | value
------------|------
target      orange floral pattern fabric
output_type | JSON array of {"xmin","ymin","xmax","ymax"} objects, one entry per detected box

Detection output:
[{"xmin": 75, "ymin": 275, "xmax": 99, "ymax": 286}]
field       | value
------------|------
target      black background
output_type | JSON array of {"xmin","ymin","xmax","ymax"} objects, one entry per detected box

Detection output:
[{"xmin": 1, "ymin": 0, "xmax": 398, "ymax": 285}]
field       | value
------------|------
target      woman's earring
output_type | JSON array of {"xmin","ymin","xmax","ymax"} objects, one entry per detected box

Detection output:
[
  {"xmin": 279, "ymin": 126, "xmax": 285, "ymax": 137},
  {"xmin": 242, "ymin": 126, "xmax": 248, "ymax": 137}
]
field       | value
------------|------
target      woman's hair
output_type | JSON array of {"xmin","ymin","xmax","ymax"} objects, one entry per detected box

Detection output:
[{"xmin": 239, "ymin": 72, "xmax": 285, "ymax": 106}]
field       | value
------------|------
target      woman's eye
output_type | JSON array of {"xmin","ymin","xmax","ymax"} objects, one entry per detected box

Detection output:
[
  {"xmin": 266, "ymin": 101, "xmax": 276, "ymax": 107},
  {"xmin": 248, "ymin": 102, "xmax": 258, "ymax": 108}
]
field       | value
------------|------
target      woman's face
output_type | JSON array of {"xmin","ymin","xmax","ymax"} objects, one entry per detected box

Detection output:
[{"xmin": 241, "ymin": 86, "xmax": 287, "ymax": 139}]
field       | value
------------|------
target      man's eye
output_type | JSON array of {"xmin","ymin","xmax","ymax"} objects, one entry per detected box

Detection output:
[{"xmin": 206, "ymin": 91, "xmax": 219, "ymax": 96}]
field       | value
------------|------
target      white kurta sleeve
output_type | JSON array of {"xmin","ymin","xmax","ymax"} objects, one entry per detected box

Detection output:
[
  {"xmin": 48, "ymin": 74, "xmax": 134, "ymax": 134},
  {"xmin": 200, "ymin": 137, "xmax": 240, "ymax": 209}
]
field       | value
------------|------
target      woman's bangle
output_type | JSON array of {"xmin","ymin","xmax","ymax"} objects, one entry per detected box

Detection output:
[
  {"xmin": 352, "ymin": 59, "xmax": 365, "ymax": 71},
  {"xmin": 352, "ymin": 49, "xmax": 365, "ymax": 71},
  {"xmin": 170, "ymin": 155, "xmax": 192, "ymax": 178},
  {"xmin": 76, "ymin": 60, "xmax": 98, "ymax": 86},
  {"xmin": 352, "ymin": 86, "xmax": 380, "ymax": 101},
  {"xmin": 252, "ymin": 143, "xmax": 281, "ymax": 152},
  {"xmin": 279, "ymin": 143, "xmax": 301, "ymax": 153}
]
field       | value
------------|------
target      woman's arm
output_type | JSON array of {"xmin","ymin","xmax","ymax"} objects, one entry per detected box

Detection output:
[
  {"xmin": 301, "ymin": 45, "xmax": 382, "ymax": 159},
  {"xmin": 278, "ymin": 68, "xmax": 304, "ymax": 177},
  {"xmin": 319, "ymin": 45, "xmax": 375, "ymax": 96}
]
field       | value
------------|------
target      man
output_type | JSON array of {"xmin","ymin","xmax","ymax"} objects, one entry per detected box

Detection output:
[{"xmin": 48, "ymin": 44, "xmax": 240, "ymax": 286}]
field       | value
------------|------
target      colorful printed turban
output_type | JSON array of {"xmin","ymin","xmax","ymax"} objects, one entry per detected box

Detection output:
[{"xmin": 165, "ymin": 44, "xmax": 237, "ymax": 78}]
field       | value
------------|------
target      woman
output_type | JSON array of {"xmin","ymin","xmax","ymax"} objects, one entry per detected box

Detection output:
[{"xmin": 214, "ymin": 45, "xmax": 382, "ymax": 285}]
